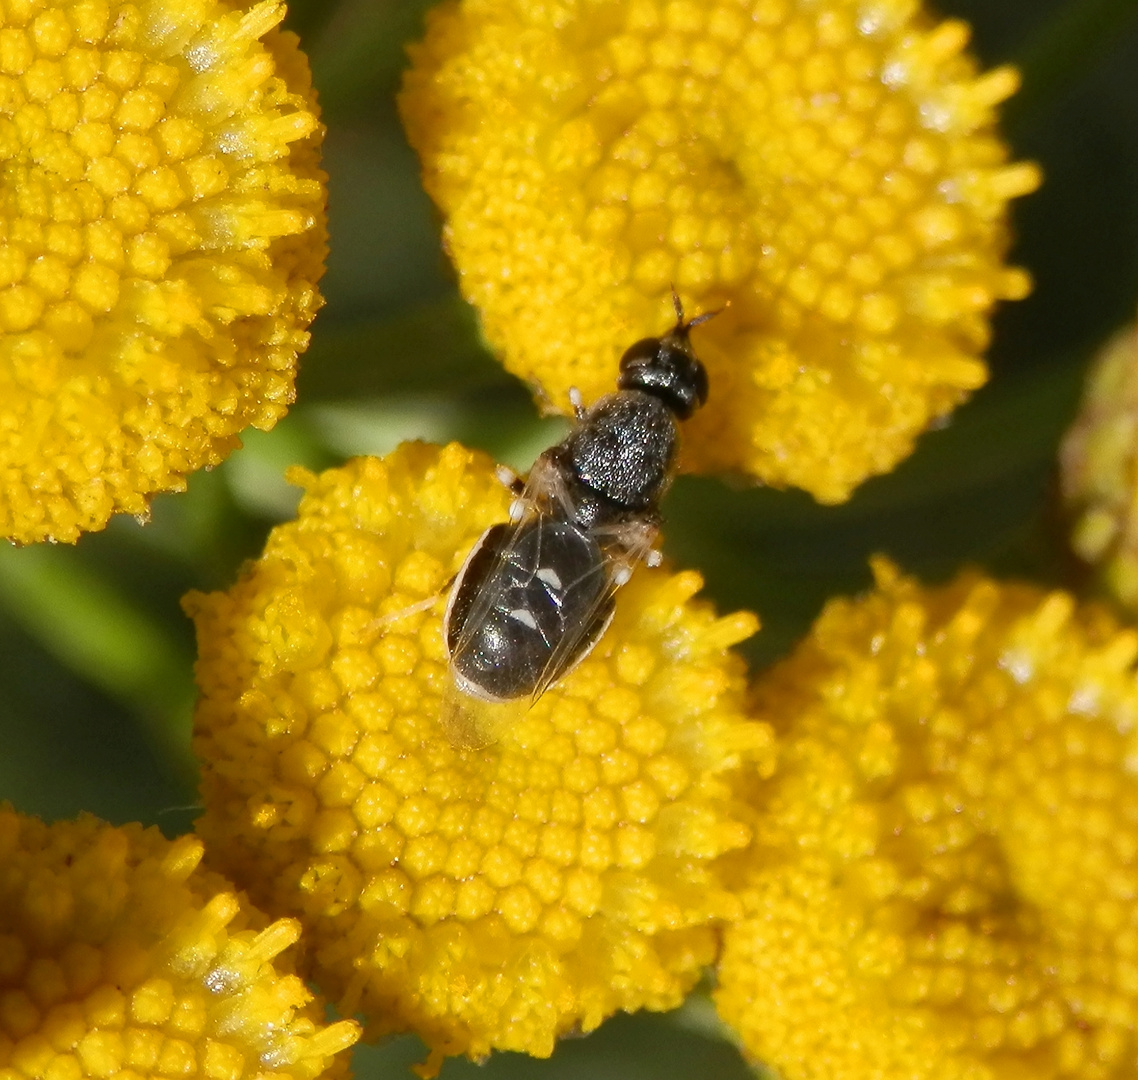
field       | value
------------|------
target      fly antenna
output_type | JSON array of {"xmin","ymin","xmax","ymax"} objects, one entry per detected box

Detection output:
[
  {"xmin": 686, "ymin": 305, "xmax": 725, "ymax": 329},
  {"xmin": 670, "ymin": 284, "xmax": 685, "ymax": 324},
  {"xmin": 669, "ymin": 288, "xmax": 729, "ymax": 333}
]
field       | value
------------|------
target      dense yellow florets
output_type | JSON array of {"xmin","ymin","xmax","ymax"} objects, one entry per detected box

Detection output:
[
  {"xmin": 185, "ymin": 442, "xmax": 773, "ymax": 1071},
  {"xmin": 0, "ymin": 807, "xmax": 358, "ymax": 1080},
  {"xmin": 715, "ymin": 560, "xmax": 1138, "ymax": 1080},
  {"xmin": 0, "ymin": 0, "xmax": 327, "ymax": 544},
  {"xmin": 1060, "ymin": 320, "xmax": 1138, "ymax": 610},
  {"xmin": 399, "ymin": 0, "xmax": 1039, "ymax": 503}
]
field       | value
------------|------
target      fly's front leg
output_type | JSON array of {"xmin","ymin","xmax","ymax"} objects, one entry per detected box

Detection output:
[{"xmin": 569, "ymin": 387, "xmax": 586, "ymax": 421}]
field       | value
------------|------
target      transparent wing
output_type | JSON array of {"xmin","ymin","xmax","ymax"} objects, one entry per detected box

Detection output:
[
  {"xmin": 441, "ymin": 507, "xmax": 543, "ymax": 750},
  {"xmin": 528, "ymin": 512, "xmax": 661, "ymax": 701},
  {"xmin": 439, "ymin": 686, "xmax": 527, "ymax": 750},
  {"xmin": 440, "ymin": 453, "xmax": 568, "ymax": 684}
]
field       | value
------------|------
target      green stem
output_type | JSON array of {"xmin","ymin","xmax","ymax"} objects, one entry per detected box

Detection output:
[
  {"xmin": 1006, "ymin": 0, "xmax": 1138, "ymax": 131},
  {"xmin": 0, "ymin": 545, "xmax": 197, "ymax": 787}
]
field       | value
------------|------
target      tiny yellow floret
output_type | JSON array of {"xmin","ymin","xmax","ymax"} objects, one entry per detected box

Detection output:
[
  {"xmin": 716, "ymin": 559, "xmax": 1138, "ymax": 1080},
  {"xmin": 1061, "ymin": 319, "xmax": 1138, "ymax": 611},
  {"xmin": 399, "ymin": 0, "xmax": 1039, "ymax": 503},
  {"xmin": 0, "ymin": 0, "xmax": 327, "ymax": 543},
  {"xmin": 0, "ymin": 806, "xmax": 359, "ymax": 1080},
  {"xmin": 186, "ymin": 442, "xmax": 773, "ymax": 1071}
]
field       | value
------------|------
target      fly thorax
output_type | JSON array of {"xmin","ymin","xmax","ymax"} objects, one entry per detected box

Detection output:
[{"xmin": 564, "ymin": 391, "xmax": 677, "ymax": 512}]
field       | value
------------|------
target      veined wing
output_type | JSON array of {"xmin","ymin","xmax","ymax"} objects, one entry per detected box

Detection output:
[{"xmin": 442, "ymin": 508, "xmax": 618, "ymax": 748}]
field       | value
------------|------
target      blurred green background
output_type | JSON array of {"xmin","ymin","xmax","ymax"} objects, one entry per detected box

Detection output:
[{"xmin": 1, "ymin": 0, "xmax": 1137, "ymax": 1075}]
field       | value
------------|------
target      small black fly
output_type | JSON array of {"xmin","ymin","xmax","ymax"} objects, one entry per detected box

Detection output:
[{"xmin": 441, "ymin": 294, "xmax": 715, "ymax": 747}]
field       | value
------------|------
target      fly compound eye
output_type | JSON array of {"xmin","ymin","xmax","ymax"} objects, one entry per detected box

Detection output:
[{"xmin": 686, "ymin": 352, "xmax": 709, "ymax": 412}]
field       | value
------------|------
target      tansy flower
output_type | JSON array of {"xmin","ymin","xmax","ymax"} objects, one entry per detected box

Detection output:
[
  {"xmin": 0, "ymin": 0, "xmax": 326, "ymax": 544},
  {"xmin": 185, "ymin": 442, "xmax": 773, "ymax": 1073},
  {"xmin": 715, "ymin": 559, "xmax": 1138, "ymax": 1080},
  {"xmin": 1060, "ymin": 318, "xmax": 1138, "ymax": 611},
  {"xmin": 398, "ymin": 0, "xmax": 1040, "ymax": 503},
  {"xmin": 0, "ymin": 806, "xmax": 359, "ymax": 1080}
]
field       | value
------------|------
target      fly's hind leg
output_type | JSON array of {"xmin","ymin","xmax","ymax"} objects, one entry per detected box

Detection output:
[{"xmin": 365, "ymin": 592, "xmax": 444, "ymax": 639}]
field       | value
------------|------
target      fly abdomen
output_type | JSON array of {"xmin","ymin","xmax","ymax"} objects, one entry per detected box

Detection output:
[{"xmin": 445, "ymin": 516, "xmax": 615, "ymax": 702}]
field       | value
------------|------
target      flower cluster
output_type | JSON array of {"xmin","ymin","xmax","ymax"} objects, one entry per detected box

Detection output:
[
  {"xmin": 11, "ymin": 2, "xmax": 1126, "ymax": 1080},
  {"xmin": 399, "ymin": 0, "xmax": 1039, "ymax": 502},
  {"xmin": 716, "ymin": 561, "xmax": 1138, "ymax": 1080},
  {"xmin": 186, "ymin": 443, "xmax": 774, "ymax": 1070},
  {"xmin": 0, "ymin": 0, "xmax": 327, "ymax": 543},
  {"xmin": 0, "ymin": 806, "xmax": 358, "ymax": 1080}
]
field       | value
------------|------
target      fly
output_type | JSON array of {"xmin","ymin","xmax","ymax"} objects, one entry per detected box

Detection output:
[{"xmin": 442, "ymin": 293, "xmax": 715, "ymax": 748}]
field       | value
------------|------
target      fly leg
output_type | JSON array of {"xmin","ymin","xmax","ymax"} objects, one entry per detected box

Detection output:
[
  {"xmin": 568, "ymin": 387, "xmax": 586, "ymax": 421},
  {"xmin": 495, "ymin": 464, "xmax": 530, "ymax": 522}
]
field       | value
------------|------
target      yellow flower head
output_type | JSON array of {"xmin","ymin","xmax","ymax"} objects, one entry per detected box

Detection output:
[
  {"xmin": 0, "ymin": 0, "xmax": 326, "ymax": 544},
  {"xmin": 1060, "ymin": 319, "xmax": 1138, "ymax": 610},
  {"xmin": 715, "ymin": 560, "xmax": 1138, "ymax": 1080},
  {"xmin": 0, "ymin": 806, "xmax": 359, "ymax": 1080},
  {"xmin": 399, "ymin": 0, "xmax": 1040, "ymax": 503},
  {"xmin": 185, "ymin": 442, "xmax": 773, "ymax": 1071}
]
